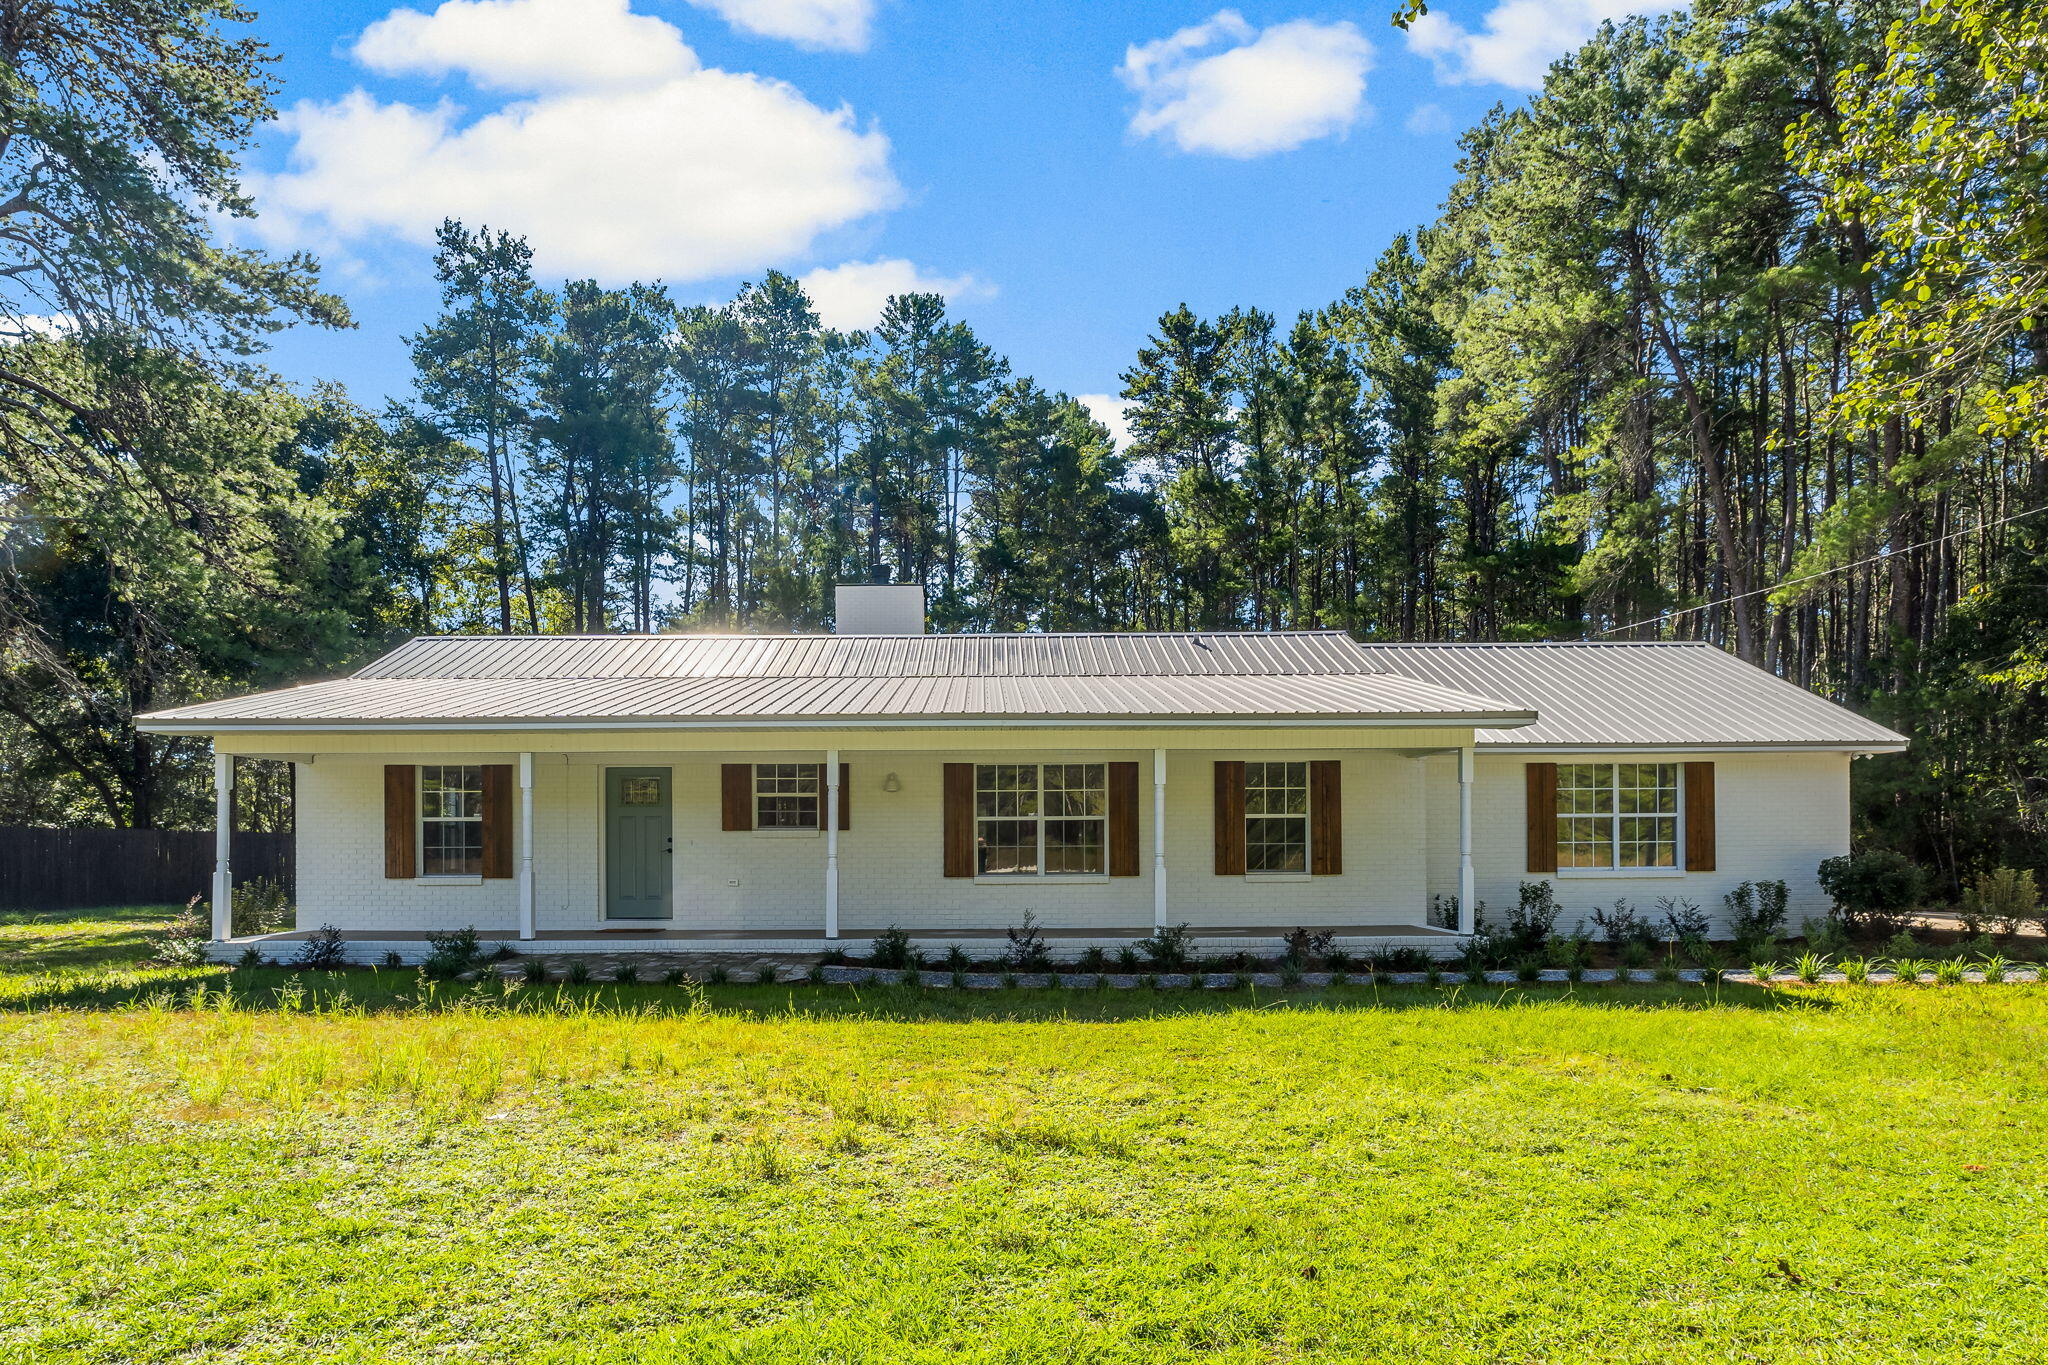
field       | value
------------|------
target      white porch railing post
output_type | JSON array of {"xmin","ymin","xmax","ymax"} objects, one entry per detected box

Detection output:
[
  {"xmin": 824, "ymin": 749, "xmax": 840, "ymax": 940},
  {"xmin": 211, "ymin": 749, "xmax": 233, "ymax": 942},
  {"xmin": 1457, "ymin": 745, "xmax": 1476, "ymax": 935},
  {"xmin": 518, "ymin": 752, "xmax": 535, "ymax": 941},
  {"xmin": 1152, "ymin": 747, "xmax": 1168, "ymax": 931}
]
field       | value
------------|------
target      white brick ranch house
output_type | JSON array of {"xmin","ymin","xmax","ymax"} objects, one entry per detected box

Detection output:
[{"xmin": 136, "ymin": 586, "xmax": 1907, "ymax": 962}]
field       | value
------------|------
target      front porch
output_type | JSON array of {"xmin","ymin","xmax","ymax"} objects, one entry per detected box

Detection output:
[{"xmin": 204, "ymin": 728, "xmax": 1488, "ymax": 954}]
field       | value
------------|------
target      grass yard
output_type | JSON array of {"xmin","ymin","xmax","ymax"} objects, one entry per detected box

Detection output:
[{"xmin": 2, "ymin": 909, "xmax": 2044, "ymax": 1362}]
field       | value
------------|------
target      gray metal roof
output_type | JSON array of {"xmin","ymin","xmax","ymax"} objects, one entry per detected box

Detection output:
[
  {"xmin": 135, "ymin": 631, "xmax": 1904, "ymax": 747},
  {"xmin": 1349, "ymin": 642, "xmax": 1907, "ymax": 749},
  {"xmin": 354, "ymin": 631, "xmax": 1388, "ymax": 680},
  {"xmin": 137, "ymin": 667, "xmax": 1534, "ymax": 729}
]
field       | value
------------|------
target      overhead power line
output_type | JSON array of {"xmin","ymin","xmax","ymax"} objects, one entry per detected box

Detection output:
[{"xmin": 1593, "ymin": 501, "xmax": 2048, "ymax": 638}]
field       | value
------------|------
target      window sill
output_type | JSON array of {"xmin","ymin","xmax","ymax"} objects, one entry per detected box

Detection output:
[
  {"xmin": 750, "ymin": 827, "xmax": 821, "ymax": 838},
  {"xmin": 1556, "ymin": 867, "xmax": 1686, "ymax": 879},
  {"xmin": 972, "ymin": 874, "xmax": 1111, "ymax": 886},
  {"xmin": 1244, "ymin": 873, "xmax": 1313, "ymax": 883},
  {"xmin": 414, "ymin": 875, "xmax": 482, "ymax": 886}
]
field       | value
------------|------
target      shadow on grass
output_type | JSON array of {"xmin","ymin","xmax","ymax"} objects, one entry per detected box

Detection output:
[
  {"xmin": 2, "ymin": 962, "xmax": 1812, "ymax": 1020},
  {"xmin": 0, "ymin": 904, "xmax": 184, "ymax": 972}
]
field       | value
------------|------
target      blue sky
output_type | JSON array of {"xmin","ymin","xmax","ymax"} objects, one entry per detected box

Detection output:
[{"xmin": 242, "ymin": 0, "xmax": 1656, "ymax": 429}]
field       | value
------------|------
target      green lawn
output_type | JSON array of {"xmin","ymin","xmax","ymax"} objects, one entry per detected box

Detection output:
[{"xmin": 1, "ymin": 909, "xmax": 2043, "ymax": 1362}]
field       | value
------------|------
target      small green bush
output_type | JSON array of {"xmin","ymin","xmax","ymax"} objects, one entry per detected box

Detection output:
[
  {"xmin": 1726, "ymin": 880, "xmax": 1790, "ymax": 957},
  {"xmin": 1136, "ymin": 922, "xmax": 1193, "ymax": 970},
  {"xmin": 1818, "ymin": 851, "xmax": 1925, "ymax": 937},
  {"xmin": 290, "ymin": 925, "xmax": 348, "ymax": 971},
  {"xmin": 868, "ymin": 925, "xmax": 918, "ymax": 970},
  {"xmin": 150, "ymin": 897, "xmax": 210, "ymax": 966},
  {"xmin": 421, "ymin": 925, "xmax": 484, "ymax": 979},
  {"xmin": 1961, "ymin": 868, "xmax": 2040, "ymax": 936},
  {"xmin": 230, "ymin": 877, "xmax": 293, "ymax": 937}
]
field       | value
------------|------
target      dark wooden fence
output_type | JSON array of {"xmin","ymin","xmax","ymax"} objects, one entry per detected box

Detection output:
[{"xmin": 0, "ymin": 827, "xmax": 293, "ymax": 910}]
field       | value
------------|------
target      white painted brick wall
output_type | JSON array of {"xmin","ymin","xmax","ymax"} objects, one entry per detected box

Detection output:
[
  {"xmin": 1422, "ymin": 751, "xmax": 1853, "ymax": 937},
  {"xmin": 290, "ymin": 746, "xmax": 1854, "ymax": 939}
]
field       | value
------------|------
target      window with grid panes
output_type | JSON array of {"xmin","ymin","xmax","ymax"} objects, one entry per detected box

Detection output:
[
  {"xmin": 1557, "ymin": 762, "xmax": 1680, "ymax": 869},
  {"xmin": 974, "ymin": 763, "xmax": 1107, "ymax": 875},
  {"xmin": 754, "ymin": 763, "xmax": 821, "ymax": 828},
  {"xmin": 1244, "ymin": 761, "xmax": 1310, "ymax": 873},
  {"xmin": 419, "ymin": 765, "xmax": 484, "ymax": 875}
]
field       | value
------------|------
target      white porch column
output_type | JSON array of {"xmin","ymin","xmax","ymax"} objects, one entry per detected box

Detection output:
[
  {"xmin": 824, "ymin": 749, "xmax": 840, "ymax": 940},
  {"xmin": 1152, "ymin": 747, "xmax": 1168, "ymax": 930},
  {"xmin": 211, "ymin": 750, "xmax": 233, "ymax": 942},
  {"xmin": 517, "ymin": 753, "xmax": 535, "ymax": 941},
  {"xmin": 1457, "ymin": 745, "xmax": 1476, "ymax": 935}
]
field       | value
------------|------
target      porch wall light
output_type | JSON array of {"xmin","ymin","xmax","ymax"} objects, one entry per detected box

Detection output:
[{"xmin": 882, "ymin": 772, "xmax": 902, "ymax": 793}]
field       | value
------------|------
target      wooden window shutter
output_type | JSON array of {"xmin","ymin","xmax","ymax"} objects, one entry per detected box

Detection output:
[
  {"xmin": 720, "ymin": 764, "xmax": 753, "ymax": 832},
  {"xmin": 383, "ymin": 765, "xmax": 416, "ymax": 879},
  {"xmin": 1683, "ymin": 761, "xmax": 1716, "ymax": 871},
  {"xmin": 1107, "ymin": 761, "xmax": 1140, "ymax": 877},
  {"xmin": 1525, "ymin": 762, "xmax": 1558, "ymax": 875},
  {"xmin": 1213, "ymin": 760, "xmax": 1246, "ymax": 876},
  {"xmin": 942, "ymin": 763, "xmax": 974, "ymax": 878},
  {"xmin": 1309, "ymin": 759, "xmax": 1342, "ymax": 876},
  {"xmin": 480, "ymin": 764, "xmax": 514, "ymax": 879},
  {"xmin": 837, "ymin": 762, "xmax": 851, "ymax": 830}
]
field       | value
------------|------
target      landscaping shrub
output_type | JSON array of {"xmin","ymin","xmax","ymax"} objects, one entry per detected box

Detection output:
[
  {"xmin": 1818, "ymin": 851, "xmax": 1925, "ymax": 937},
  {"xmin": 1136, "ymin": 922, "xmax": 1193, "ymax": 970},
  {"xmin": 150, "ymin": 897, "xmax": 210, "ymax": 966},
  {"xmin": 1077, "ymin": 946, "xmax": 1109, "ymax": 973},
  {"xmin": 1590, "ymin": 899, "xmax": 1657, "ymax": 949},
  {"xmin": 1656, "ymin": 897, "xmax": 1710, "ymax": 943},
  {"xmin": 1800, "ymin": 916, "xmax": 1850, "ymax": 955},
  {"xmin": 1726, "ymin": 880, "xmax": 1789, "ymax": 956},
  {"xmin": 869, "ymin": 925, "xmax": 918, "ymax": 970},
  {"xmin": 421, "ymin": 926, "xmax": 484, "ymax": 979},
  {"xmin": 1543, "ymin": 931, "xmax": 1592, "ymax": 970},
  {"xmin": 1960, "ymin": 867, "xmax": 2040, "ymax": 936},
  {"xmin": 290, "ymin": 925, "xmax": 348, "ymax": 971},
  {"xmin": 1004, "ymin": 911, "xmax": 1053, "ymax": 972},
  {"xmin": 1281, "ymin": 926, "xmax": 1335, "ymax": 966},
  {"xmin": 1501, "ymin": 882, "xmax": 1560, "ymax": 956},
  {"xmin": 942, "ymin": 944, "xmax": 972, "ymax": 973},
  {"xmin": 230, "ymin": 877, "xmax": 293, "ymax": 937}
]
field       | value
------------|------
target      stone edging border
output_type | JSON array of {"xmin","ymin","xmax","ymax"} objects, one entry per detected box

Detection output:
[{"xmin": 785, "ymin": 965, "xmax": 2048, "ymax": 989}]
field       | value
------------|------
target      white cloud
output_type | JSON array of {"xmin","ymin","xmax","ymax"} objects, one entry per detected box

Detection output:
[
  {"xmin": 684, "ymin": 0, "xmax": 875, "ymax": 52},
  {"xmin": 1404, "ymin": 102, "xmax": 1455, "ymax": 135},
  {"xmin": 1077, "ymin": 394, "xmax": 1132, "ymax": 451},
  {"xmin": 354, "ymin": 0, "xmax": 694, "ymax": 93},
  {"xmin": 1119, "ymin": 11, "xmax": 1374, "ymax": 158},
  {"xmin": 797, "ymin": 258, "xmax": 994, "ymax": 331},
  {"xmin": 13, "ymin": 314, "xmax": 78, "ymax": 339},
  {"xmin": 1404, "ymin": 0, "xmax": 1681, "ymax": 90},
  {"xmin": 257, "ymin": 0, "xmax": 898, "ymax": 282}
]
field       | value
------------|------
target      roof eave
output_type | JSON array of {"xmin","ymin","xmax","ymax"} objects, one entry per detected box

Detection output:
[{"xmin": 137, "ymin": 709, "xmax": 1540, "ymax": 735}]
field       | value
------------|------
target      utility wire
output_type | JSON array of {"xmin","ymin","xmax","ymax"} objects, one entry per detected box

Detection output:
[{"xmin": 1592, "ymin": 500, "xmax": 2048, "ymax": 638}]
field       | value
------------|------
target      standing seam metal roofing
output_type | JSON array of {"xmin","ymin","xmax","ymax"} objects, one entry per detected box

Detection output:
[
  {"xmin": 132, "ymin": 632, "xmax": 1906, "ymax": 747},
  {"xmin": 351, "ymin": 632, "xmax": 1389, "ymax": 680},
  {"xmin": 1347, "ymin": 642, "xmax": 1907, "ymax": 748},
  {"xmin": 135, "ymin": 669, "xmax": 1537, "ymax": 726}
]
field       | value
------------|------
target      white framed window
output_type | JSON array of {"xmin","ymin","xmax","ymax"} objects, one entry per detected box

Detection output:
[
  {"xmin": 419, "ymin": 764, "xmax": 484, "ymax": 876},
  {"xmin": 1245, "ymin": 761, "xmax": 1310, "ymax": 874},
  {"xmin": 754, "ymin": 763, "xmax": 821, "ymax": 829},
  {"xmin": 975, "ymin": 763, "xmax": 1106, "ymax": 876},
  {"xmin": 1558, "ymin": 762, "xmax": 1680, "ymax": 871}
]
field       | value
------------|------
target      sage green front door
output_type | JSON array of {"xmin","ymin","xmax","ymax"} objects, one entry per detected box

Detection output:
[{"xmin": 605, "ymin": 767, "xmax": 672, "ymax": 920}]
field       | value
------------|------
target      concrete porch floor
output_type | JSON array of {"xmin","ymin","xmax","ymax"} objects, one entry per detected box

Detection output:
[{"xmin": 208, "ymin": 922, "xmax": 1464, "ymax": 964}]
